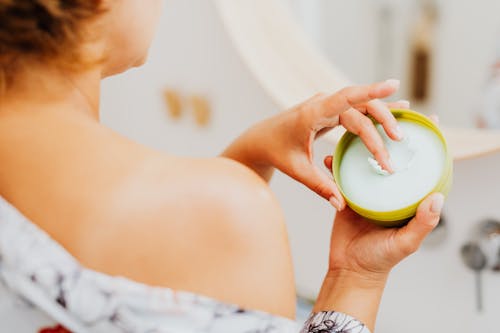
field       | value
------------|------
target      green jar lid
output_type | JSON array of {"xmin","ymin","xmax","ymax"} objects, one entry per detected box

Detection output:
[{"xmin": 332, "ymin": 109, "xmax": 453, "ymax": 227}]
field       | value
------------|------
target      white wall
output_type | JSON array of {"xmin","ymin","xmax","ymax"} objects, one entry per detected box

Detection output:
[
  {"xmin": 101, "ymin": 0, "xmax": 278, "ymax": 156},
  {"xmin": 101, "ymin": 1, "xmax": 500, "ymax": 332}
]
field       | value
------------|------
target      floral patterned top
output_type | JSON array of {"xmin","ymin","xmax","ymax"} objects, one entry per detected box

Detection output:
[{"xmin": 0, "ymin": 196, "xmax": 370, "ymax": 333}]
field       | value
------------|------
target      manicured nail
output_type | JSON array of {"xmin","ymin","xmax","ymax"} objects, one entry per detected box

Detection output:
[
  {"xmin": 430, "ymin": 115, "xmax": 440, "ymax": 124},
  {"xmin": 330, "ymin": 197, "xmax": 341, "ymax": 211},
  {"xmin": 387, "ymin": 158, "xmax": 395, "ymax": 173},
  {"xmin": 430, "ymin": 194, "xmax": 445, "ymax": 214},
  {"xmin": 397, "ymin": 100, "xmax": 411, "ymax": 108},
  {"xmin": 394, "ymin": 125, "xmax": 404, "ymax": 140},
  {"xmin": 385, "ymin": 79, "xmax": 400, "ymax": 90}
]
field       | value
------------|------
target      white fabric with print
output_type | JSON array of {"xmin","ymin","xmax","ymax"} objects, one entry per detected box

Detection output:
[{"xmin": 0, "ymin": 196, "xmax": 370, "ymax": 333}]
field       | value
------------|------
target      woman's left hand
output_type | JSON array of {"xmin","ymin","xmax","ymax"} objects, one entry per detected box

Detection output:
[
  {"xmin": 312, "ymin": 192, "xmax": 444, "ymax": 331},
  {"xmin": 222, "ymin": 80, "xmax": 409, "ymax": 210}
]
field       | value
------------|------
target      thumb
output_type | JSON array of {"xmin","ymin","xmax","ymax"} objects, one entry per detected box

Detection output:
[
  {"xmin": 394, "ymin": 193, "xmax": 444, "ymax": 255},
  {"xmin": 294, "ymin": 160, "xmax": 345, "ymax": 210}
]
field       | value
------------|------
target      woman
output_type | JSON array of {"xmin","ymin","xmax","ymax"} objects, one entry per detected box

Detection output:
[{"xmin": 0, "ymin": 1, "xmax": 444, "ymax": 332}]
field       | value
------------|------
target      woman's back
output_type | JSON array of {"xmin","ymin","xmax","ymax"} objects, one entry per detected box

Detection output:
[{"xmin": 0, "ymin": 106, "xmax": 296, "ymax": 318}]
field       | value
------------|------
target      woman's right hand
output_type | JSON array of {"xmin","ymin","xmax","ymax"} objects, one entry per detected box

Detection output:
[
  {"xmin": 313, "ymin": 193, "xmax": 444, "ymax": 331},
  {"xmin": 222, "ymin": 80, "xmax": 409, "ymax": 210}
]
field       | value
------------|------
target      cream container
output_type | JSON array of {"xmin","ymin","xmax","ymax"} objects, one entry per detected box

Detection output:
[{"xmin": 332, "ymin": 109, "xmax": 453, "ymax": 227}]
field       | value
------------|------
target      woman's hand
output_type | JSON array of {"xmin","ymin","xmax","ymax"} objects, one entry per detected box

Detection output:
[
  {"xmin": 321, "ymin": 112, "xmax": 441, "ymax": 278},
  {"xmin": 314, "ymin": 193, "xmax": 444, "ymax": 331},
  {"xmin": 326, "ymin": 194, "xmax": 444, "ymax": 281},
  {"xmin": 222, "ymin": 80, "xmax": 409, "ymax": 210}
]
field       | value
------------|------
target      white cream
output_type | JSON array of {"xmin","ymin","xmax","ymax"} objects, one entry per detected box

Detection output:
[{"xmin": 339, "ymin": 120, "xmax": 445, "ymax": 212}]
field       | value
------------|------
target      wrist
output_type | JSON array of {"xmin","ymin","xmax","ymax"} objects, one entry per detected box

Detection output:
[
  {"xmin": 326, "ymin": 267, "xmax": 389, "ymax": 290},
  {"xmin": 313, "ymin": 269, "xmax": 388, "ymax": 331},
  {"xmin": 222, "ymin": 125, "xmax": 274, "ymax": 180}
]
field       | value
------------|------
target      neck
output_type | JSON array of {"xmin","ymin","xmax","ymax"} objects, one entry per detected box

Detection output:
[{"xmin": 0, "ymin": 66, "xmax": 102, "ymax": 120}]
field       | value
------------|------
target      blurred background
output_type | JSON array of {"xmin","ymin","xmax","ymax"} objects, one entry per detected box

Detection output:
[
  {"xmin": 289, "ymin": 0, "xmax": 500, "ymax": 128},
  {"xmin": 101, "ymin": 1, "xmax": 500, "ymax": 332}
]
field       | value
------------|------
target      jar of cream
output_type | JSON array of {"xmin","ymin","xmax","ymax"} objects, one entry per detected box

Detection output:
[{"xmin": 332, "ymin": 109, "xmax": 453, "ymax": 227}]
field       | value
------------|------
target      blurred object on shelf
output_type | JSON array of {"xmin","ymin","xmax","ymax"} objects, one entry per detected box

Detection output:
[
  {"xmin": 409, "ymin": 0, "xmax": 439, "ymax": 104},
  {"xmin": 163, "ymin": 89, "xmax": 184, "ymax": 120},
  {"xmin": 191, "ymin": 94, "xmax": 211, "ymax": 127},
  {"xmin": 476, "ymin": 41, "xmax": 500, "ymax": 129}
]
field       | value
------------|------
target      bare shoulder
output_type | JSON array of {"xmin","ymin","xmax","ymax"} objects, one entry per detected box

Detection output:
[
  {"xmin": 77, "ymin": 155, "xmax": 296, "ymax": 318},
  {"xmin": 0, "ymin": 112, "xmax": 296, "ymax": 318}
]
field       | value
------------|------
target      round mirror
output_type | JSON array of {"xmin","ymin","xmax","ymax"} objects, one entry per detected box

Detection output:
[{"xmin": 214, "ymin": 0, "xmax": 500, "ymax": 159}]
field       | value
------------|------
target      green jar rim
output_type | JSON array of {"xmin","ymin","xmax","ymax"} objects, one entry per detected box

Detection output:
[{"xmin": 332, "ymin": 109, "xmax": 453, "ymax": 226}]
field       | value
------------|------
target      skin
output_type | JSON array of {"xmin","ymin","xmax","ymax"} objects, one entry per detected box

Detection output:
[{"xmin": 0, "ymin": 0, "xmax": 444, "ymax": 330}]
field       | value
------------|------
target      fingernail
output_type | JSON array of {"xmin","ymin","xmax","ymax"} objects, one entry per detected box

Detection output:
[
  {"xmin": 385, "ymin": 79, "xmax": 400, "ymax": 89},
  {"xmin": 329, "ymin": 197, "xmax": 341, "ymax": 211},
  {"xmin": 397, "ymin": 100, "xmax": 411, "ymax": 108},
  {"xmin": 394, "ymin": 125, "xmax": 404, "ymax": 140},
  {"xmin": 430, "ymin": 194, "xmax": 445, "ymax": 214},
  {"xmin": 387, "ymin": 158, "xmax": 395, "ymax": 173}
]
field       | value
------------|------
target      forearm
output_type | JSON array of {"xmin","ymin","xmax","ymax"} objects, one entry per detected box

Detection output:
[
  {"xmin": 313, "ymin": 269, "xmax": 388, "ymax": 332},
  {"xmin": 221, "ymin": 127, "xmax": 275, "ymax": 182}
]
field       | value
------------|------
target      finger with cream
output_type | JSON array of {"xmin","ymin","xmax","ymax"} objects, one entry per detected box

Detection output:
[{"xmin": 333, "ymin": 109, "xmax": 452, "ymax": 226}]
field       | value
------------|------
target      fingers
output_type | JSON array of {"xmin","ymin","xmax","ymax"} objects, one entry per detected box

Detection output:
[
  {"xmin": 322, "ymin": 156, "xmax": 345, "ymax": 210},
  {"xmin": 339, "ymin": 98, "xmax": 414, "ymax": 172},
  {"xmin": 386, "ymin": 100, "xmax": 411, "ymax": 110},
  {"xmin": 394, "ymin": 193, "xmax": 444, "ymax": 256},
  {"xmin": 294, "ymin": 158, "xmax": 346, "ymax": 210},
  {"xmin": 322, "ymin": 79, "xmax": 400, "ymax": 118},
  {"xmin": 340, "ymin": 109, "xmax": 393, "ymax": 172},
  {"xmin": 354, "ymin": 99, "xmax": 409, "ymax": 141},
  {"xmin": 363, "ymin": 99, "xmax": 404, "ymax": 141}
]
